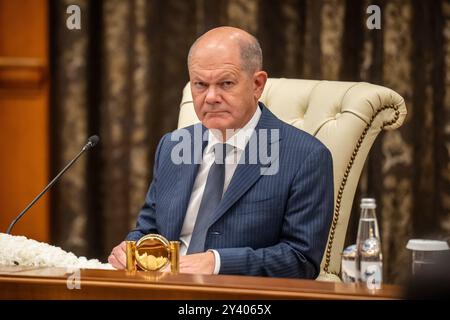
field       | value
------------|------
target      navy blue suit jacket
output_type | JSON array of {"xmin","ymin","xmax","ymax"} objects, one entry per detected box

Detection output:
[{"xmin": 127, "ymin": 103, "xmax": 334, "ymax": 279}]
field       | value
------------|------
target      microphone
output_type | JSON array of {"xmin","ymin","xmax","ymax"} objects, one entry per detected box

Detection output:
[{"xmin": 5, "ymin": 135, "xmax": 100, "ymax": 235}]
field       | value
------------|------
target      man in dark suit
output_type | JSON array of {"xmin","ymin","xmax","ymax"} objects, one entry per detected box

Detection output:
[{"xmin": 109, "ymin": 26, "xmax": 334, "ymax": 279}]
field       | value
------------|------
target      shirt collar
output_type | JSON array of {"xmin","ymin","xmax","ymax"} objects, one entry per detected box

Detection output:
[{"xmin": 205, "ymin": 104, "xmax": 262, "ymax": 154}]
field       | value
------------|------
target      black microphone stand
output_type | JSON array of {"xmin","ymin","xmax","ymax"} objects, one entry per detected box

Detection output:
[{"xmin": 5, "ymin": 136, "xmax": 99, "ymax": 235}]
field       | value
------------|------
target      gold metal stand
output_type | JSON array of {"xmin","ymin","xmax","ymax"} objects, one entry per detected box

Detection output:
[{"xmin": 125, "ymin": 234, "xmax": 179, "ymax": 273}]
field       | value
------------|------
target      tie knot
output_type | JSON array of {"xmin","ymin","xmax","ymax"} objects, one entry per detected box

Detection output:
[{"xmin": 213, "ymin": 143, "xmax": 233, "ymax": 164}]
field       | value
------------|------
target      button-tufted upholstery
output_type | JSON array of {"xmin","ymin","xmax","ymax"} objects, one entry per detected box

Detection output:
[{"xmin": 177, "ymin": 78, "xmax": 407, "ymax": 281}]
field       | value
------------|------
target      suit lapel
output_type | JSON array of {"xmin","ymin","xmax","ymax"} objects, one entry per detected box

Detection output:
[
  {"xmin": 164, "ymin": 123, "xmax": 208, "ymax": 240},
  {"xmin": 164, "ymin": 103, "xmax": 283, "ymax": 236},
  {"xmin": 208, "ymin": 103, "xmax": 282, "ymax": 227}
]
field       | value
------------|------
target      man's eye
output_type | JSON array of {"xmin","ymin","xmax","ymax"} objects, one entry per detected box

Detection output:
[
  {"xmin": 221, "ymin": 81, "xmax": 234, "ymax": 89},
  {"xmin": 194, "ymin": 82, "xmax": 207, "ymax": 89}
]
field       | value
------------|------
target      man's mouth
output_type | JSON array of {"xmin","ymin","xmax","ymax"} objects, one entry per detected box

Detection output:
[{"xmin": 205, "ymin": 111, "xmax": 228, "ymax": 116}]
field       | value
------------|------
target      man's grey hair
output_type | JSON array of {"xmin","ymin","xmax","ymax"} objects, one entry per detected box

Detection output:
[{"xmin": 187, "ymin": 34, "xmax": 263, "ymax": 74}]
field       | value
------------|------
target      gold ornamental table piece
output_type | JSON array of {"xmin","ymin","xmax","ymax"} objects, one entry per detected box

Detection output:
[{"xmin": 126, "ymin": 234, "xmax": 179, "ymax": 273}]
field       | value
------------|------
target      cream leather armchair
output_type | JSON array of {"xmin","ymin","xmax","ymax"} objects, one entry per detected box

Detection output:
[{"xmin": 178, "ymin": 78, "xmax": 407, "ymax": 281}]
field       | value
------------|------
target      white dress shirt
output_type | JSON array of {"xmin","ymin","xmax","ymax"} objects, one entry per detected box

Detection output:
[{"xmin": 179, "ymin": 105, "xmax": 262, "ymax": 274}]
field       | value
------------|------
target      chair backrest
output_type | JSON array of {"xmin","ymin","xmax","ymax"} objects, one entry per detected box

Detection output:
[{"xmin": 178, "ymin": 78, "xmax": 407, "ymax": 281}]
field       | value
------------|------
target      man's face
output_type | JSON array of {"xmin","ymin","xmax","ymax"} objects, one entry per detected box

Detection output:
[{"xmin": 188, "ymin": 44, "xmax": 266, "ymax": 137}]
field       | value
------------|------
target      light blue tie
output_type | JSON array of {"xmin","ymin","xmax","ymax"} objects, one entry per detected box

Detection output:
[{"xmin": 187, "ymin": 143, "xmax": 231, "ymax": 254}]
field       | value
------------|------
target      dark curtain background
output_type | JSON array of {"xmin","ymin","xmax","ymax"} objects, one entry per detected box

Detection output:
[{"xmin": 49, "ymin": 0, "xmax": 450, "ymax": 284}]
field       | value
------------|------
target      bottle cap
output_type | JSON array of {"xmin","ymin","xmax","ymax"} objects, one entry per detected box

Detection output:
[
  {"xmin": 361, "ymin": 198, "xmax": 376, "ymax": 209},
  {"xmin": 406, "ymin": 239, "xmax": 450, "ymax": 251}
]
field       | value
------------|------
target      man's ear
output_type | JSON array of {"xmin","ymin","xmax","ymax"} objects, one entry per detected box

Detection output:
[{"xmin": 253, "ymin": 71, "xmax": 268, "ymax": 100}]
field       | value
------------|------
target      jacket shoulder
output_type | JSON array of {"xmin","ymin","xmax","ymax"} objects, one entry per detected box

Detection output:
[{"xmin": 267, "ymin": 112, "xmax": 329, "ymax": 156}]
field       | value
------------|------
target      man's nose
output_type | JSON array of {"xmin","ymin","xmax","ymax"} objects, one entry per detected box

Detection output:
[{"xmin": 205, "ymin": 86, "xmax": 221, "ymax": 104}]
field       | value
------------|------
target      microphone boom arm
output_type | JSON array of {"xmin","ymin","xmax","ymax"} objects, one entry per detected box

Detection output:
[{"xmin": 5, "ymin": 137, "xmax": 98, "ymax": 235}]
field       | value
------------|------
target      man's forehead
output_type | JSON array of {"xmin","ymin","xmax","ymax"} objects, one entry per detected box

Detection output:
[
  {"xmin": 189, "ymin": 44, "xmax": 242, "ymax": 72},
  {"xmin": 191, "ymin": 41, "xmax": 240, "ymax": 60},
  {"xmin": 189, "ymin": 66, "xmax": 240, "ymax": 79}
]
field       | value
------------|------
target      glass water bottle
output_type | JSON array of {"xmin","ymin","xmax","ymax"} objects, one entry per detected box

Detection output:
[{"xmin": 355, "ymin": 198, "xmax": 383, "ymax": 289}]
